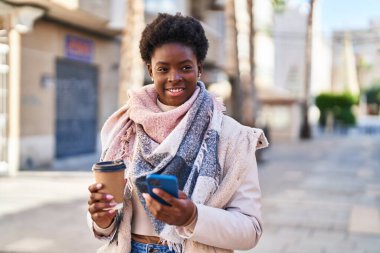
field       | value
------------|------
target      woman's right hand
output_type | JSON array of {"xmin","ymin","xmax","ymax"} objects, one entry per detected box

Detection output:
[{"xmin": 88, "ymin": 183, "xmax": 117, "ymax": 229}]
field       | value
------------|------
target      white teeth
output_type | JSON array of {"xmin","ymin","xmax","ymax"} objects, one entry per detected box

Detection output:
[{"xmin": 168, "ymin": 88, "xmax": 184, "ymax": 93}]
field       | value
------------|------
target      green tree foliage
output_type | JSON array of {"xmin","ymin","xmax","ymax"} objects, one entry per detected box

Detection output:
[
  {"xmin": 315, "ymin": 93, "xmax": 358, "ymax": 127},
  {"xmin": 364, "ymin": 84, "xmax": 380, "ymax": 104},
  {"xmin": 272, "ymin": 0, "xmax": 286, "ymax": 13},
  {"xmin": 364, "ymin": 82, "xmax": 380, "ymax": 115}
]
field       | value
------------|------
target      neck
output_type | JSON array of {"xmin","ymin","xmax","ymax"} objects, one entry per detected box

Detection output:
[{"xmin": 156, "ymin": 99, "xmax": 178, "ymax": 112}]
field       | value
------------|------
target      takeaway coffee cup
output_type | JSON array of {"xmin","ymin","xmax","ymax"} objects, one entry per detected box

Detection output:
[{"xmin": 92, "ymin": 160, "xmax": 126, "ymax": 203}]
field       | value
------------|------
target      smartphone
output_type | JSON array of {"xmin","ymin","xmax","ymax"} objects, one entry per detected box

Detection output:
[{"xmin": 146, "ymin": 174, "xmax": 179, "ymax": 206}]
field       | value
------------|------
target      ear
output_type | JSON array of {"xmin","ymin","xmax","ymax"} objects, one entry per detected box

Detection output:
[
  {"xmin": 197, "ymin": 63, "xmax": 203, "ymax": 76},
  {"xmin": 146, "ymin": 63, "xmax": 153, "ymax": 78}
]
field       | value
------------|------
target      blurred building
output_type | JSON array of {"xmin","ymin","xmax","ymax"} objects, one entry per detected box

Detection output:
[
  {"xmin": 272, "ymin": 1, "xmax": 331, "ymax": 137},
  {"xmin": 310, "ymin": 0, "xmax": 331, "ymax": 96},
  {"xmin": 332, "ymin": 19, "xmax": 380, "ymax": 92},
  {"xmin": 0, "ymin": 0, "xmax": 124, "ymax": 175},
  {"xmin": 274, "ymin": 4, "xmax": 307, "ymax": 98},
  {"xmin": 331, "ymin": 32, "xmax": 360, "ymax": 95},
  {"xmin": 198, "ymin": 0, "xmax": 301, "ymax": 141}
]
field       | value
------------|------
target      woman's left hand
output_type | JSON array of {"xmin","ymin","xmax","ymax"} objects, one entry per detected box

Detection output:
[{"xmin": 143, "ymin": 190, "xmax": 195, "ymax": 226}]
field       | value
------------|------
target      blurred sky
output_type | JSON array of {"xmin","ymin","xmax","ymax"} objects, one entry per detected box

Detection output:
[
  {"xmin": 290, "ymin": 0, "xmax": 380, "ymax": 35},
  {"xmin": 319, "ymin": 0, "xmax": 380, "ymax": 33}
]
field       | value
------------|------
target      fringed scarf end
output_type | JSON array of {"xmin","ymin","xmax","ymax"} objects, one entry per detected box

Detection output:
[
  {"xmin": 167, "ymin": 240, "xmax": 185, "ymax": 253},
  {"xmin": 109, "ymin": 205, "xmax": 124, "ymax": 246}
]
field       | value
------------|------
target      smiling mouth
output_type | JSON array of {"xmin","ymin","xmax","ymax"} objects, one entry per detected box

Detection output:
[{"xmin": 166, "ymin": 88, "xmax": 185, "ymax": 94}]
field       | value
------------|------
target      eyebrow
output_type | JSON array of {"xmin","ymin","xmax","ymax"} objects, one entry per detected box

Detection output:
[{"xmin": 155, "ymin": 59, "xmax": 194, "ymax": 65}]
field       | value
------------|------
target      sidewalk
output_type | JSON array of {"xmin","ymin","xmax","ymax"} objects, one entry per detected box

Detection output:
[
  {"xmin": 244, "ymin": 134, "xmax": 380, "ymax": 253},
  {"xmin": 1, "ymin": 134, "xmax": 379, "ymax": 253},
  {"xmin": 0, "ymin": 171, "xmax": 104, "ymax": 252}
]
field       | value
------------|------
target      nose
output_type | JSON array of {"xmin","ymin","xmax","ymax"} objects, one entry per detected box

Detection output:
[{"xmin": 168, "ymin": 70, "xmax": 182, "ymax": 82}]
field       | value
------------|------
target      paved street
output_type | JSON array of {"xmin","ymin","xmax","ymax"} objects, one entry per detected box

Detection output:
[
  {"xmin": 0, "ymin": 172, "xmax": 104, "ymax": 253},
  {"xmin": 1, "ymin": 134, "xmax": 379, "ymax": 253},
  {"xmin": 245, "ymin": 134, "xmax": 380, "ymax": 253}
]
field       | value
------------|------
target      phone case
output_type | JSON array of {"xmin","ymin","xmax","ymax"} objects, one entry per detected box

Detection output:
[{"xmin": 146, "ymin": 174, "xmax": 179, "ymax": 206}]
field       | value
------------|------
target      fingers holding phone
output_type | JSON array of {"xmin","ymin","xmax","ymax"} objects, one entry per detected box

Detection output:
[
  {"xmin": 146, "ymin": 174, "xmax": 178, "ymax": 206},
  {"xmin": 143, "ymin": 174, "xmax": 196, "ymax": 226}
]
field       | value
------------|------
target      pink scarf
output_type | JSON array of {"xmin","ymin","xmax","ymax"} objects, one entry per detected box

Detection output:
[
  {"xmin": 100, "ymin": 84, "xmax": 200, "ymax": 162},
  {"xmin": 101, "ymin": 82, "xmax": 225, "ymax": 251}
]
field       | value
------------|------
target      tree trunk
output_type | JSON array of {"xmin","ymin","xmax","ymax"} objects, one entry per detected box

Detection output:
[
  {"xmin": 245, "ymin": 0, "xmax": 259, "ymax": 127},
  {"xmin": 233, "ymin": 0, "xmax": 257, "ymax": 126},
  {"xmin": 118, "ymin": 0, "xmax": 145, "ymax": 106},
  {"xmin": 300, "ymin": 0, "xmax": 316, "ymax": 139},
  {"xmin": 225, "ymin": 0, "xmax": 242, "ymax": 121}
]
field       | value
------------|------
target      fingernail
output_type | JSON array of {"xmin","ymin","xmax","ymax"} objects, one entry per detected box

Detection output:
[
  {"xmin": 108, "ymin": 209, "xmax": 115, "ymax": 214},
  {"xmin": 142, "ymin": 193, "xmax": 148, "ymax": 199},
  {"xmin": 153, "ymin": 188, "xmax": 159, "ymax": 194},
  {"xmin": 106, "ymin": 194, "xmax": 114, "ymax": 200},
  {"xmin": 96, "ymin": 183, "xmax": 102, "ymax": 189},
  {"xmin": 109, "ymin": 201, "xmax": 117, "ymax": 206}
]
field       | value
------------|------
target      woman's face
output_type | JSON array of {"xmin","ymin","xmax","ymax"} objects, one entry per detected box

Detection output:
[{"xmin": 148, "ymin": 42, "xmax": 201, "ymax": 106}]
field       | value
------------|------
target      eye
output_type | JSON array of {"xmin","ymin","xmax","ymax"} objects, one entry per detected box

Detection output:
[
  {"xmin": 182, "ymin": 65, "xmax": 193, "ymax": 71},
  {"xmin": 156, "ymin": 66, "xmax": 168, "ymax": 72}
]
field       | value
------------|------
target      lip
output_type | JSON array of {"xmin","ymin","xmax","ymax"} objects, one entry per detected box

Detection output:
[{"xmin": 165, "ymin": 87, "xmax": 185, "ymax": 97}]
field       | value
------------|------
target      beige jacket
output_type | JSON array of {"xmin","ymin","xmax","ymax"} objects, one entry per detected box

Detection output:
[{"xmin": 89, "ymin": 115, "xmax": 268, "ymax": 253}]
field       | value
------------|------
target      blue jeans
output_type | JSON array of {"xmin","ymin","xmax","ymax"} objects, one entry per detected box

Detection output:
[{"xmin": 131, "ymin": 240, "xmax": 176, "ymax": 253}]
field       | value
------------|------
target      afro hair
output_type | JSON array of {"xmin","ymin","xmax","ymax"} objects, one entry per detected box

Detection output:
[{"xmin": 139, "ymin": 13, "xmax": 209, "ymax": 64}]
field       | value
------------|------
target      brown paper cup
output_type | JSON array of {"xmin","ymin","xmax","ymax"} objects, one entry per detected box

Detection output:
[{"xmin": 92, "ymin": 160, "xmax": 126, "ymax": 203}]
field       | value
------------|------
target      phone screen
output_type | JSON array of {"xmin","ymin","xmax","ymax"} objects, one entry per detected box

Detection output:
[{"xmin": 146, "ymin": 174, "xmax": 178, "ymax": 206}]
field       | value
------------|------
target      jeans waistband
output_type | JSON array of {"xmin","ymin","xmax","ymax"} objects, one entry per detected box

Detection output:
[{"xmin": 131, "ymin": 233, "xmax": 167, "ymax": 245}]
